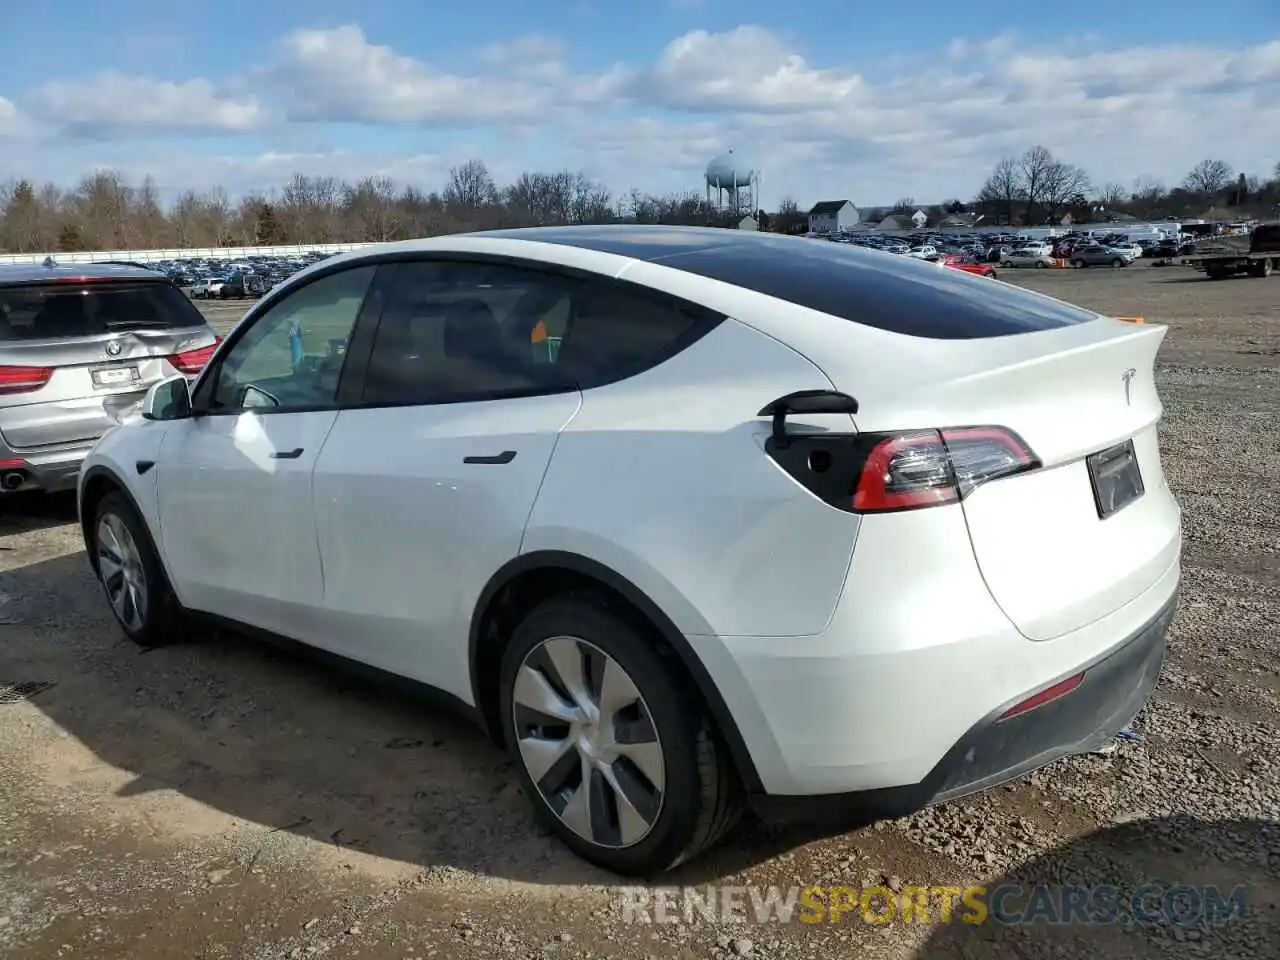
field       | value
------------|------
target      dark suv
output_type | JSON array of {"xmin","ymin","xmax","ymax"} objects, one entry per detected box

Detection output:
[{"xmin": 0, "ymin": 263, "xmax": 219, "ymax": 494}]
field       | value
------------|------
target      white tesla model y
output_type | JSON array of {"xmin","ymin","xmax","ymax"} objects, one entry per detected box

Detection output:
[{"xmin": 78, "ymin": 226, "xmax": 1181, "ymax": 875}]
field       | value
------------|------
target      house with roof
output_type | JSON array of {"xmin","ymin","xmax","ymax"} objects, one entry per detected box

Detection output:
[{"xmin": 807, "ymin": 200, "xmax": 860, "ymax": 234}]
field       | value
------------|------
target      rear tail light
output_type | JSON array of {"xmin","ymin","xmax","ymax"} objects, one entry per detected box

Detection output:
[
  {"xmin": 0, "ymin": 365, "xmax": 55, "ymax": 395},
  {"xmin": 764, "ymin": 423, "xmax": 1039, "ymax": 515},
  {"xmin": 852, "ymin": 427, "xmax": 1039, "ymax": 513},
  {"xmin": 170, "ymin": 337, "xmax": 221, "ymax": 374}
]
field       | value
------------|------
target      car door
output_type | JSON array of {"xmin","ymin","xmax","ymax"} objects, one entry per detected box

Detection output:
[
  {"xmin": 309, "ymin": 259, "xmax": 582, "ymax": 697},
  {"xmin": 156, "ymin": 263, "xmax": 381, "ymax": 638}
]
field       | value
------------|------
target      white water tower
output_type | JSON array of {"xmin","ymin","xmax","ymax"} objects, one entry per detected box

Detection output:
[{"xmin": 705, "ymin": 150, "xmax": 759, "ymax": 217}]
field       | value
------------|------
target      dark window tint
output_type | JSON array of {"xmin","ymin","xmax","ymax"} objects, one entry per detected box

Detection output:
[
  {"xmin": 647, "ymin": 239, "xmax": 1099, "ymax": 339},
  {"xmin": 362, "ymin": 260, "xmax": 718, "ymax": 405},
  {"xmin": 0, "ymin": 280, "xmax": 205, "ymax": 341}
]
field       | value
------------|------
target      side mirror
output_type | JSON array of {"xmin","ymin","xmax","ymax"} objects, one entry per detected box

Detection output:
[{"xmin": 141, "ymin": 375, "xmax": 192, "ymax": 421}]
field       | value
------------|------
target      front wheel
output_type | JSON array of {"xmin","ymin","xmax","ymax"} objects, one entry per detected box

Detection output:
[
  {"xmin": 1034, "ymin": 261, "xmax": 1046, "ymax": 269},
  {"xmin": 499, "ymin": 596, "xmax": 743, "ymax": 875},
  {"xmin": 91, "ymin": 491, "xmax": 181, "ymax": 647},
  {"xmin": 1111, "ymin": 259, "xmax": 1124, "ymax": 268},
  {"xmin": 1073, "ymin": 259, "xmax": 1087, "ymax": 268}
]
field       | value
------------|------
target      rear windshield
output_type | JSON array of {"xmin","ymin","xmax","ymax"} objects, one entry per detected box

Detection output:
[
  {"xmin": 651, "ymin": 238, "xmax": 1099, "ymax": 339},
  {"xmin": 0, "ymin": 280, "xmax": 205, "ymax": 341}
]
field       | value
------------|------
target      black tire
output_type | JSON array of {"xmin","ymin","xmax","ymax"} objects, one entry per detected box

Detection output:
[
  {"xmin": 90, "ymin": 490, "xmax": 182, "ymax": 648},
  {"xmin": 1111, "ymin": 259, "xmax": 1124, "ymax": 268},
  {"xmin": 498, "ymin": 595, "xmax": 743, "ymax": 876},
  {"xmin": 989, "ymin": 270, "xmax": 998, "ymax": 279},
  {"xmin": 1073, "ymin": 259, "xmax": 1087, "ymax": 268},
  {"xmin": 1034, "ymin": 261, "xmax": 1046, "ymax": 269}
]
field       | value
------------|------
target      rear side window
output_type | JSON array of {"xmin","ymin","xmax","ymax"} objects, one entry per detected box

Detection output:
[
  {"xmin": 0, "ymin": 280, "xmax": 205, "ymax": 341},
  {"xmin": 360, "ymin": 260, "xmax": 721, "ymax": 405},
  {"xmin": 649, "ymin": 239, "xmax": 1099, "ymax": 339}
]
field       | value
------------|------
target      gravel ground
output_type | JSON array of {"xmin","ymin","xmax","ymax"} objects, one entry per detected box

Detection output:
[{"xmin": 1, "ymin": 264, "xmax": 1277, "ymax": 959}]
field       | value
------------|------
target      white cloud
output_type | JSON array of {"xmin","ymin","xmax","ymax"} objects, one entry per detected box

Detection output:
[
  {"xmin": 264, "ymin": 25, "xmax": 551, "ymax": 124},
  {"xmin": 632, "ymin": 27, "xmax": 866, "ymax": 111},
  {"xmin": 3, "ymin": 26, "xmax": 1280, "ymax": 205},
  {"xmin": 24, "ymin": 73, "xmax": 266, "ymax": 136}
]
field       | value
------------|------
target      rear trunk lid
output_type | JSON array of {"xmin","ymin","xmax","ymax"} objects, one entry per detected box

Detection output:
[
  {"xmin": 0, "ymin": 278, "xmax": 213, "ymax": 449},
  {"xmin": 817, "ymin": 318, "xmax": 1180, "ymax": 640}
]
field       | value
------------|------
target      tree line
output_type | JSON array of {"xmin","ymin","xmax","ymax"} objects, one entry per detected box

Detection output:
[
  {"xmin": 3, "ymin": 150, "xmax": 1280, "ymax": 254},
  {"xmin": 974, "ymin": 147, "xmax": 1280, "ymax": 226},
  {"xmin": 0, "ymin": 160, "xmax": 757, "ymax": 254}
]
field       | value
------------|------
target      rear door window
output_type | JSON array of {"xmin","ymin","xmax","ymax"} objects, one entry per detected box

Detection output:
[
  {"xmin": 360, "ymin": 260, "xmax": 724, "ymax": 405},
  {"xmin": 0, "ymin": 280, "xmax": 205, "ymax": 341}
]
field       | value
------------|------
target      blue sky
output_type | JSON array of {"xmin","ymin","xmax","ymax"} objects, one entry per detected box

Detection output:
[{"xmin": 0, "ymin": 1, "xmax": 1277, "ymax": 206}]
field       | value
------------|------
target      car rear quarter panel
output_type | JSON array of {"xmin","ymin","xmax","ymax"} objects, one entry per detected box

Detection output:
[{"xmin": 521, "ymin": 317, "xmax": 862, "ymax": 641}]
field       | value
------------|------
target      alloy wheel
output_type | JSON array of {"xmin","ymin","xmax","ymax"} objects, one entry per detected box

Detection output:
[
  {"xmin": 96, "ymin": 512, "xmax": 148, "ymax": 632},
  {"xmin": 511, "ymin": 635, "xmax": 665, "ymax": 848}
]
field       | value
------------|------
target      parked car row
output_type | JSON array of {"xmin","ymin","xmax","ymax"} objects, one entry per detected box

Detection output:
[
  {"xmin": 148, "ymin": 250, "xmax": 337, "ymax": 300},
  {"xmin": 818, "ymin": 227, "xmax": 1201, "ymax": 268}
]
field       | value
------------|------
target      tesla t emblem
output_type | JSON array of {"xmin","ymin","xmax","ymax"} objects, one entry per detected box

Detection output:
[
  {"xmin": 1122, "ymin": 368, "xmax": 1136, "ymax": 405},
  {"xmin": 105, "ymin": 340, "xmax": 123, "ymax": 357}
]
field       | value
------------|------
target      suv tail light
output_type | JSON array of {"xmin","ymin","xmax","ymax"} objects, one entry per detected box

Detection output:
[
  {"xmin": 853, "ymin": 427, "xmax": 1039, "ymax": 513},
  {"xmin": 0, "ymin": 365, "xmax": 55, "ymax": 395},
  {"xmin": 170, "ymin": 338, "xmax": 221, "ymax": 374},
  {"xmin": 765, "ymin": 425, "xmax": 1039, "ymax": 515}
]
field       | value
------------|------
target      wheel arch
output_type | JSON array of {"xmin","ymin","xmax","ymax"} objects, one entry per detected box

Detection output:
[
  {"xmin": 79, "ymin": 465, "xmax": 144, "ymax": 571},
  {"xmin": 79, "ymin": 464, "xmax": 172, "ymax": 586},
  {"xmin": 468, "ymin": 549, "xmax": 765, "ymax": 793}
]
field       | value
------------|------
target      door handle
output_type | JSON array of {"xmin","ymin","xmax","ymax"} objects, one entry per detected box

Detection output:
[
  {"xmin": 463, "ymin": 450, "xmax": 517, "ymax": 465},
  {"xmin": 269, "ymin": 447, "xmax": 305, "ymax": 460}
]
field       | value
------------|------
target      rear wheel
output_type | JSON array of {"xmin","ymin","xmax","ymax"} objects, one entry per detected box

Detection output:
[
  {"xmin": 499, "ymin": 596, "xmax": 743, "ymax": 875},
  {"xmin": 91, "ymin": 491, "xmax": 181, "ymax": 647}
]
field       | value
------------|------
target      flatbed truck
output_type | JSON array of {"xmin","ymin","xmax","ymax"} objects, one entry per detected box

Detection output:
[{"xmin": 1183, "ymin": 223, "xmax": 1280, "ymax": 279}]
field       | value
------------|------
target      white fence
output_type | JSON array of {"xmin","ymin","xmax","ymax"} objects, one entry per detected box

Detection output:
[{"xmin": 0, "ymin": 242, "xmax": 380, "ymax": 266}]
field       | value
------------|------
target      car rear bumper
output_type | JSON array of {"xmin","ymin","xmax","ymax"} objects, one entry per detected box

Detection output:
[
  {"xmin": 749, "ymin": 588, "xmax": 1175, "ymax": 824},
  {"xmin": 702, "ymin": 506, "xmax": 1180, "ymax": 804},
  {"xmin": 0, "ymin": 441, "xmax": 95, "ymax": 493}
]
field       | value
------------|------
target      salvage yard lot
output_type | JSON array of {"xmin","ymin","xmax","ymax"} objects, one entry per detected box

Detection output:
[{"xmin": 1, "ymin": 267, "xmax": 1277, "ymax": 959}]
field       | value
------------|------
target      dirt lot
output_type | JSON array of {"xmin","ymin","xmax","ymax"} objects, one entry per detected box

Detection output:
[{"xmin": 1, "ymin": 266, "xmax": 1278, "ymax": 959}]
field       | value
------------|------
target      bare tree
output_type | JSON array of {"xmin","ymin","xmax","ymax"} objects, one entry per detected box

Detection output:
[
  {"xmin": 1183, "ymin": 159, "xmax": 1233, "ymax": 196},
  {"xmin": 1040, "ymin": 161, "xmax": 1091, "ymax": 221},
  {"xmin": 443, "ymin": 159, "xmax": 498, "ymax": 220},
  {"xmin": 1096, "ymin": 182, "xmax": 1128, "ymax": 208},
  {"xmin": 976, "ymin": 156, "xmax": 1023, "ymax": 225}
]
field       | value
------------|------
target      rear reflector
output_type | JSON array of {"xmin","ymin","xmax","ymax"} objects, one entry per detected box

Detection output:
[
  {"xmin": 0, "ymin": 365, "xmax": 55, "ymax": 395},
  {"xmin": 0, "ymin": 458, "xmax": 25, "ymax": 469},
  {"xmin": 170, "ymin": 338, "xmax": 221, "ymax": 374},
  {"xmin": 999, "ymin": 672, "xmax": 1086, "ymax": 720}
]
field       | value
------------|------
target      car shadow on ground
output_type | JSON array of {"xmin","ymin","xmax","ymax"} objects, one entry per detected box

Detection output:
[
  {"xmin": 0, "ymin": 491, "xmax": 78, "ymax": 537},
  {"xmin": 915, "ymin": 816, "xmax": 1279, "ymax": 958},
  {"xmin": 1, "ymin": 548, "xmax": 871, "ymax": 888}
]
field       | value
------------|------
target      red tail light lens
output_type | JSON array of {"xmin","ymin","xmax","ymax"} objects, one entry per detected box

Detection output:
[
  {"xmin": 0, "ymin": 365, "xmax": 55, "ymax": 395},
  {"xmin": 852, "ymin": 426, "xmax": 1039, "ymax": 513},
  {"xmin": 170, "ymin": 337, "xmax": 221, "ymax": 374}
]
